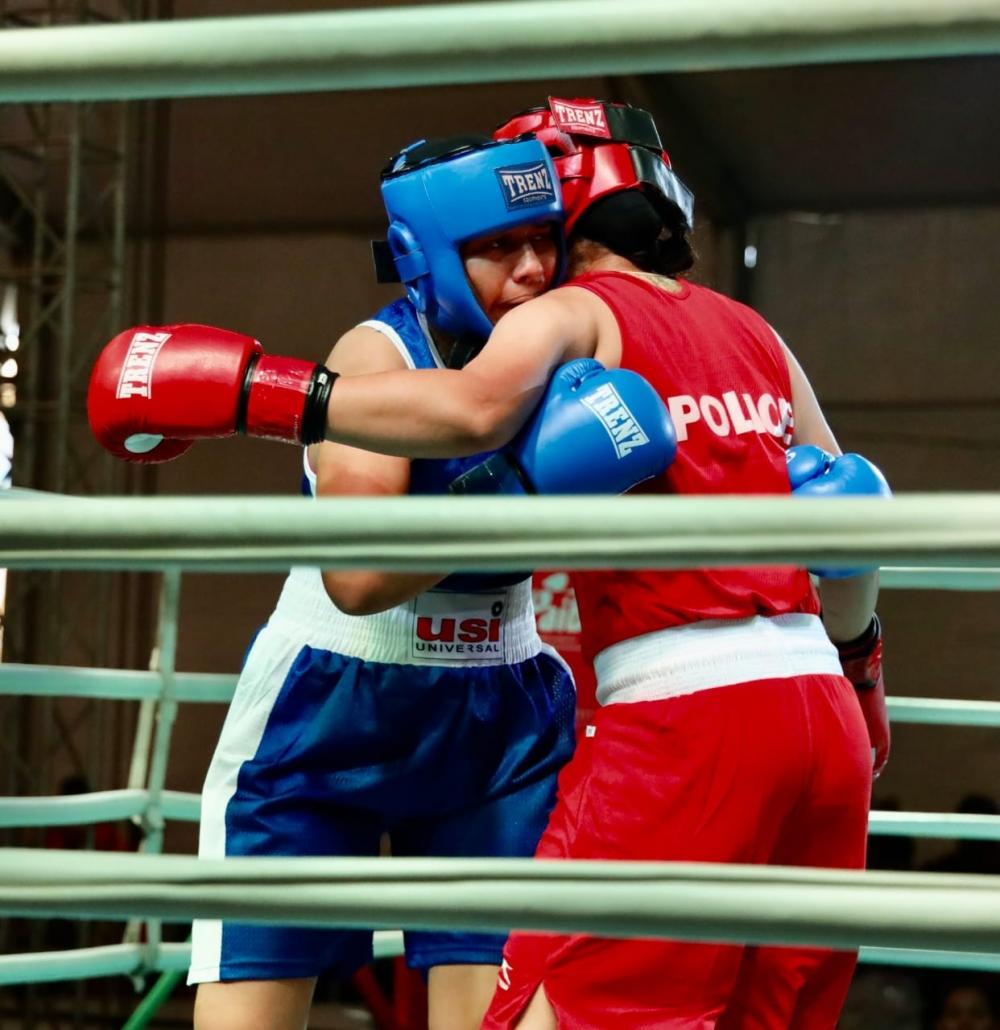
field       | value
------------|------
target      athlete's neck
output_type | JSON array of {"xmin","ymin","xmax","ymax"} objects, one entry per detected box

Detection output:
[
  {"xmin": 567, "ymin": 241, "xmax": 681, "ymax": 294},
  {"xmin": 569, "ymin": 248, "xmax": 682, "ymax": 295}
]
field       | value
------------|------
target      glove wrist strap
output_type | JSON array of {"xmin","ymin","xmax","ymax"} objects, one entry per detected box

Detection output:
[
  {"xmin": 448, "ymin": 451, "xmax": 533, "ymax": 496},
  {"xmin": 301, "ymin": 366, "xmax": 338, "ymax": 446},
  {"xmin": 836, "ymin": 614, "xmax": 883, "ymax": 692},
  {"xmin": 236, "ymin": 352, "xmax": 261, "ymax": 435},
  {"xmin": 835, "ymin": 614, "xmax": 881, "ymax": 659}
]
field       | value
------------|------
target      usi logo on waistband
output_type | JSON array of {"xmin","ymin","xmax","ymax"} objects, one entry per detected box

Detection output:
[
  {"xmin": 495, "ymin": 162, "xmax": 556, "ymax": 210},
  {"xmin": 416, "ymin": 613, "xmax": 502, "ymax": 644},
  {"xmin": 410, "ymin": 593, "xmax": 506, "ymax": 662},
  {"xmin": 548, "ymin": 97, "xmax": 611, "ymax": 138}
]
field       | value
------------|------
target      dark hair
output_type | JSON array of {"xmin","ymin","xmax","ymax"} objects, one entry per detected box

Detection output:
[{"xmin": 570, "ymin": 190, "xmax": 695, "ymax": 276}]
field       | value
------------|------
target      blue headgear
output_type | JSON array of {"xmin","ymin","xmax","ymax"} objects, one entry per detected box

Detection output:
[{"xmin": 372, "ymin": 135, "xmax": 566, "ymax": 342}]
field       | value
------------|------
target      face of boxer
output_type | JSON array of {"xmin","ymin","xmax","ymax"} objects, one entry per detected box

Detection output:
[{"xmin": 461, "ymin": 223, "xmax": 558, "ymax": 325}]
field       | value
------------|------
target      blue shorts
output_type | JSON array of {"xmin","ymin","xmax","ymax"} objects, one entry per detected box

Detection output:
[{"xmin": 189, "ymin": 591, "xmax": 575, "ymax": 983}]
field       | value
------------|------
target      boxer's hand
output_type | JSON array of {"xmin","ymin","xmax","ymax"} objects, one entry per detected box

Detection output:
[
  {"xmin": 837, "ymin": 615, "xmax": 890, "ymax": 778},
  {"xmin": 87, "ymin": 324, "xmax": 336, "ymax": 463},
  {"xmin": 787, "ymin": 446, "xmax": 891, "ymax": 577},
  {"xmin": 449, "ymin": 359, "xmax": 677, "ymax": 495}
]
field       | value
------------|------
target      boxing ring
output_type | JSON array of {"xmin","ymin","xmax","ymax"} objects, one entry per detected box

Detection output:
[
  {"xmin": 3, "ymin": 0, "xmax": 1000, "ymax": 1018},
  {"xmin": 1, "ymin": 493, "xmax": 1000, "ymax": 1001}
]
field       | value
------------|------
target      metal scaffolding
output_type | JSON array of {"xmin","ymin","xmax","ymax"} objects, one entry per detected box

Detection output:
[
  {"xmin": 0, "ymin": 0, "xmax": 156, "ymax": 819},
  {"xmin": 0, "ymin": 12, "xmax": 163, "ymax": 1020}
]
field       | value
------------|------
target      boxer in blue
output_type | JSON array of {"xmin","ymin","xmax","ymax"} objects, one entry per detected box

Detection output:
[
  {"xmin": 181, "ymin": 135, "xmax": 569, "ymax": 1030},
  {"xmin": 168, "ymin": 136, "xmax": 672, "ymax": 1030}
]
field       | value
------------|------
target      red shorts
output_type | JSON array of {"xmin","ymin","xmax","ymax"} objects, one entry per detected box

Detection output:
[{"xmin": 482, "ymin": 673, "xmax": 872, "ymax": 1029}]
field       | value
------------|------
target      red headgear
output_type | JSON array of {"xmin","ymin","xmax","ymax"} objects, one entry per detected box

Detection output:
[{"xmin": 493, "ymin": 97, "xmax": 694, "ymax": 235}]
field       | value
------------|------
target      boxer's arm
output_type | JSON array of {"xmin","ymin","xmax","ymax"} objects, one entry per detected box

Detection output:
[
  {"xmin": 315, "ymin": 326, "xmax": 446, "ymax": 616},
  {"xmin": 780, "ymin": 332, "xmax": 889, "ymax": 775},
  {"xmin": 88, "ymin": 291, "xmax": 600, "ymax": 461},
  {"xmin": 325, "ymin": 290, "xmax": 599, "ymax": 457},
  {"xmin": 778, "ymin": 333, "xmax": 878, "ymax": 643},
  {"xmin": 781, "ymin": 336, "xmax": 841, "ymax": 456},
  {"xmin": 818, "ymin": 574, "xmax": 880, "ymax": 645}
]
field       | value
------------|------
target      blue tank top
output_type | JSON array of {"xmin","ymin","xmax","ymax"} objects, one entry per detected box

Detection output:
[
  {"xmin": 360, "ymin": 298, "xmax": 496, "ymax": 496},
  {"xmin": 307, "ymin": 298, "xmax": 526, "ymax": 589}
]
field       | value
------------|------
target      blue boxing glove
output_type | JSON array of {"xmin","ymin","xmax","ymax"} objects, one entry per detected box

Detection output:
[
  {"xmin": 787, "ymin": 445, "xmax": 892, "ymax": 577},
  {"xmin": 450, "ymin": 359, "xmax": 676, "ymax": 495}
]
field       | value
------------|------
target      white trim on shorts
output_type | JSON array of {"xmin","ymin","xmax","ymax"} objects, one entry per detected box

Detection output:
[
  {"xmin": 594, "ymin": 613, "xmax": 842, "ymax": 706},
  {"xmin": 187, "ymin": 626, "xmax": 308, "ymax": 983}
]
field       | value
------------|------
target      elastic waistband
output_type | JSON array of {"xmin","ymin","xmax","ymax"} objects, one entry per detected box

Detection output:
[
  {"xmin": 271, "ymin": 567, "xmax": 542, "ymax": 666},
  {"xmin": 594, "ymin": 613, "xmax": 842, "ymax": 705}
]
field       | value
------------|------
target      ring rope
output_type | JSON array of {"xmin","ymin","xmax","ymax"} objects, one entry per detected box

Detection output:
[
  {"xmin": 4, "ymin": 791, "xmax": 999, "ymax": 841},
  {"xmin": 2, "ymin": 494, "xmax": 999, "ymax": 571},
  {"xmin": 4, "ymin": 666, "xmax": 997, "ymax": 727},
  {"xmin": 4, "ymin": 936, "xmax": 1000, "ymax": 988},
  {"xmin": 879, "ymin": 566, "xmax": 1000, "ymax": 591},
  {"xmin": 0, "ymin": 663, "xmax": 235, "ymax": 702},
  {"xmin": 0, "ymin": 943, "xmax": 187, "ymax": 986},
  {"xmin": 887, "ymin": 696, "xmax": 1000, "ymax": 727},
  {"xmin": 4, "ymin": 849, "xmax": 1000, "ymax": 954},
  {"xmin": 1, "ymin": 0, "xmax": 999, "ymax": 103},
  {"xmin": 0, "ymin": 934, "xmax": 403, "ymax": 987}
]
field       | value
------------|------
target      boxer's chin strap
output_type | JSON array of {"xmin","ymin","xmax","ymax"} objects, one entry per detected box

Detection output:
[{"xmin": 300, "ymin": 366, "xmax": 339, "ymax": 446}]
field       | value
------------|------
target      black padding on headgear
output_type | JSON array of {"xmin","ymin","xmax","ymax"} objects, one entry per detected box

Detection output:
[
  {"xmin": 382, "ymin": 133, "xmax": 493, "ymax": 179},
  {"xmin": 371, "ymin": 239, "xmax": 401, "ymax": 283},
  {"xmin": 604, "ymin": 105, "xmax": 663, "ymax": 151},
  {"xmin": 572, "ymin": 191, "xmax": 663, "ymax": 254}
]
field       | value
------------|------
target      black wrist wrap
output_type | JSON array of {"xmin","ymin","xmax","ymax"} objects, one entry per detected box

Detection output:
[
  {"xmin": 836, "ymin": 614, "xmax": 883, "ymax": 691},
  {"xmin": 236, "ymin": 352, "xmax": 261, "ymax": 435},
  {"xmin": 300, "ymin": 366, "xmax": 338, "ymax": 446},
  {"xmin": 836, "ymin": 614, "xmax": 881, "ymax": 660}
]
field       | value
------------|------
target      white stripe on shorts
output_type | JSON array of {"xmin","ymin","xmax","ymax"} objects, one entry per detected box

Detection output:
[{"xmin": 187, "ymin": 624, "xmax": 305, "ymax": 984}]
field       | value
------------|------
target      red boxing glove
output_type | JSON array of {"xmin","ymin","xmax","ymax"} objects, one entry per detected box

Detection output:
[
  {"xmin": 837, "ymin": 615, "xmax": 890, "ymax": 779},
  {"xmin": 87, "ymin": 324, "xmax": 336, "ymax": 464}
]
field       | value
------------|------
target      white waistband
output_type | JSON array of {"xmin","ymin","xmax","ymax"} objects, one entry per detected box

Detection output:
[
  {"xmin": 270, "ymin": 567, "xmax": 542, "ymax": 666},
  {"xmin": 594, "ymin": 613, "xmax": 842, "ymax": 705}
]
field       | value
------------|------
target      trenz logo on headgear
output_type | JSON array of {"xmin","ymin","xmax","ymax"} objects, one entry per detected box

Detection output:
[
  {"xmin": 548, "ymin": 97, "xmax": 611, "ymax": 139},
  {"xmin": 495, "ymin": 162, "xmax": 555, "ymax": 210},
  {"xmin": 115, "ymin": 330, "xmax": 170, "ymax": 400},
  {"xmin": 581, "ymin": 383, "xmax": 649, "ymax": 458}
]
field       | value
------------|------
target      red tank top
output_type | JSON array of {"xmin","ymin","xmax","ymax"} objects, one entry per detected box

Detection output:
[{"xmin": 569, "ymin": 271, "xmax": 819, "ymax": 661}]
